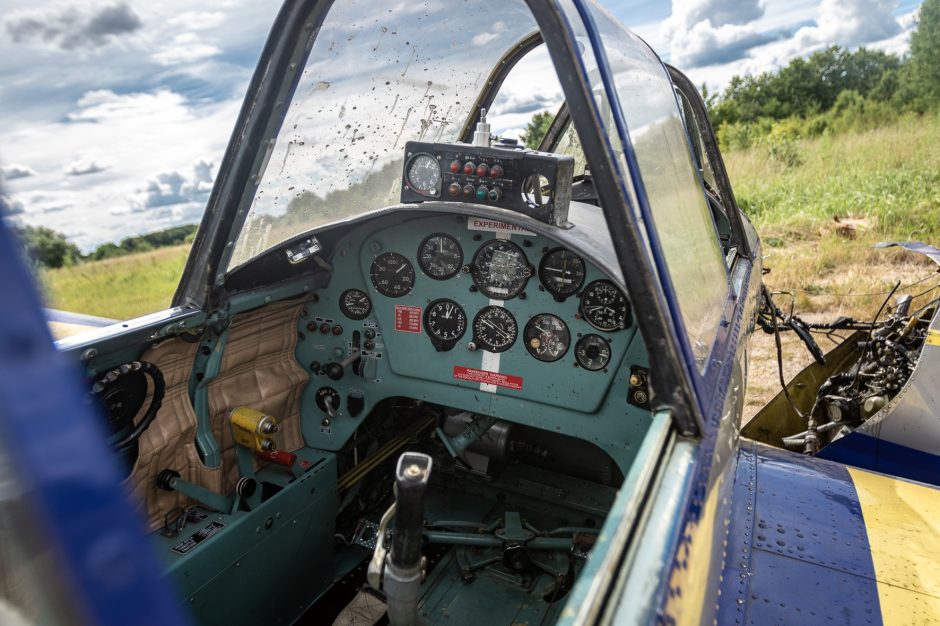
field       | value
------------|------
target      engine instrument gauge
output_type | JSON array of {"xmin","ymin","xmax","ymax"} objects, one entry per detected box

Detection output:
[
  {"xmin": 418, "ymin": 233, "xmax": 463, "ymax": 280},
  {"xmin": 424, "ymin": 299, "xmax": 467, "ymax": 351},
  {"xmin": 405, "ymin": 153, "xmax": 442, "ymax": 197},
  {"xmin": 524, "ymin": 314, "xmax": 570, "ymax": 362},
  {"xmin": 370, "ymin": 252, "xmax": 415, "ymax": 298},
  {"xmin": 579, "ymin": 280, "xmax": 631, "ymax": 331},
  {"xmin": 470, "ymin": 240, "xmax": 531, "ymax": 299},
  {"xmin": 339, "ymin": 288, "xmax": 372, "ymax": 320},
  {"xmin": 538, "ymin": 248, "xmax": 585, "ymax": 299},
  {"xmin": 575, "ymin": 334, "xmax": 611, "ymax": 371},
  {"xmin": 472, "ymin": 306, "xmax": 518, "ymax": 353}
]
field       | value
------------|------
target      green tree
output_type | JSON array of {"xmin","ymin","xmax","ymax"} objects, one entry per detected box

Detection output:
[
  {"xmin": 909, "ymin": 0, "xmax": 940, "ymax": 104},
  {"xmin": 520, "ymin": 111, "xmax": 553, "ymax": 149},
  {"xmin": 15, "ymin": 225, "xmax": 82, "ymax": 269}
]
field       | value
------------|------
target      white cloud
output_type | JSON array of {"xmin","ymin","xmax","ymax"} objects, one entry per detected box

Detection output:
[
  {"xmin": 0, "ymin": 195, "xmax": 25, "ymax": 216},
  {"xmin": 65, "ymin": 157, "xmax": 111, "ymax": 176},
  {"xmin": 168, "ymin": 11, "xmax": 225, "ymax": 31},
  {"xmin": 152, "ymin": 33, "xmax": 221, "ymax": 66},
  {"xmin": 1, "ymin": 164, "xmax": 36, "ymax": 180},
  {"xmin": 792, "ymin": 0, "xmax": 901, "ymax": 49},
  {"xmin": 665, "ymin": 0, "xmax": 772, "ymax": 67},
  {"xmin": 132, "ymin": 159, "xmax": 215, "ymax": 210}
]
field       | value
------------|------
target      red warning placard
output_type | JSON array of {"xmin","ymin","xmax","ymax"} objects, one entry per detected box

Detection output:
[
  {"xmin": 453, "ymin": 366, "xmax": 523, "ymax": 390},
  {"xmin": 394, "ymin": 305, "xmax": 422, "ymax": 333}
]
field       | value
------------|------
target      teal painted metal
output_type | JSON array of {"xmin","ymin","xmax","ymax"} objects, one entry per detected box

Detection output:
[
  {"xmin": 294, "ymin": 213, "xmax": 651, "ymax": 476},
  {"xmin": 155, "ymin": 450, "xmax": 337, "ymax": 626},
  {"xmin": 556, "ymin": 411, "xmax": 673, "ymax": 625},
  {"xmin": 191, "ymin": 328, "xmax": 230, "ymax": 466}
]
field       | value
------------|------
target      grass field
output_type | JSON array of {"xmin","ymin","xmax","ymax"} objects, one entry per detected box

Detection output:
[
  {"xmin": 41, "ymin": 244, "xmax": 190, "ymax": 320},
  {"xmin": 38, "ymin": 113, "xmax": 940, "ymax": 414}
]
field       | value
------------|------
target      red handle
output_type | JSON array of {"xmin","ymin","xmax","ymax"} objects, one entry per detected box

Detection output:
[{"xmin": 256, "ymin": 449, "xmax": 297, "ymax": 467}]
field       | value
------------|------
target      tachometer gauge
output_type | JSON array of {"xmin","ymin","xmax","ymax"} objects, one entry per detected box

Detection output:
[
  {"xmin": 418, "ymin": 233, "xmax": 463, "ymax": 280},
  {"xmin": 471, "ymin": 240, "xmax": 531, "ymax": 300},
  {"xmin": 370, "ymin": 252, "xmax": 415, "ymax": 297},
  {"xmin": 339, "ymin": 288, "xmax": 372, "ymax": 320},
  {"xmin": 424, "ymin": 298, "xmax": 467, "ymax": 351},
  {"xmin": 524, "ymin": 314, "xmax": 570, "ymax": 362},
  {"xmin": 472, "ymin": 306, "xmax": 518, "ymax": 353},
  {"xmin": 579, "ymin": 280, "xmax": 631, "ymax": 331},
  {"xmin": 575, "ymin": 334, "xmax": 611, "ymax": 371},
  {"xmin": 405, "ymin": 153, "xmax": 442, "ymax": 197},
  {"xmin": 538, "ymin": 248, "xmax": 586, "ymax": 299}
]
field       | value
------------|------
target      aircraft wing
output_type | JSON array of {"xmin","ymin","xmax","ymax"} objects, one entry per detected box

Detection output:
[{"xmin": 719, "ymin": 441, "xmax": 940, "ymax": 624}]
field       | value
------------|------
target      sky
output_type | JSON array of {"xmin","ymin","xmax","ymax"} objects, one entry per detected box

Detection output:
[{"xmin": 0, "ymin": 0, "xmax": 924, "ymax": 252}]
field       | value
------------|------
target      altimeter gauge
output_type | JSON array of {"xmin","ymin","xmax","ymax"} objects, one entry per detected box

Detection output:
[
  {"xmin": 424, "ymin": 299, "xmax": 467, "ymax": 351},
  {"xmin": 472, "ymin": 306, "xmax": 518, "ymax": 353},
  {"xmin": 524, "ymin": 314, "xmax": 570, "ymax": 362},
  {"xmin": 339, "ymin": 288, "xmax": 372, "ymax": 320},
  {"xmin": 418, "ymin": 233, "xmax": 463, "ymax": 280}
]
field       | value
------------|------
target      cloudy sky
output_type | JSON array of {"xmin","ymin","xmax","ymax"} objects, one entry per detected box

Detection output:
[{"xmin": 0, "ymin": 0, "xmax": 924, "ymax": 251}]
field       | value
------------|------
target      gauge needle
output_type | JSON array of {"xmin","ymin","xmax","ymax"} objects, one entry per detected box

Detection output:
[
  {"xmin": 395, "ymin": 263, "xmax": 406, "ymax": 274},
  {"xmin": 482, "ymin": 319, "xmax": 510, "ymax": 339},
  {"xmin": 585, "ymin": 305, "xmax": 604, "ymax": 312},
  {"xmin": 445, "ymin": 304, "xmax": 453, "ymax": 319}
]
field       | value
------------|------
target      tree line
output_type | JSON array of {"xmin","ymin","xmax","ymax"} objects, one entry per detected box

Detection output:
[
  {"xmin": 706, "ymin": 0, "xmax": 940, "ymax": 153},
  {"xmin": 15, "ymin": 223, "xmax": 198, "ymax": 269}
]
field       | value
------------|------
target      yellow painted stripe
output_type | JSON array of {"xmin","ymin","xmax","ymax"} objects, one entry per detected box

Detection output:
[
  {"xmin": 848, "ymin": 467, "xmax": 940, "ymax": 625},
  {"xmin": 926, "ymin": 329, "xmax": 940, "ymax": 347}
]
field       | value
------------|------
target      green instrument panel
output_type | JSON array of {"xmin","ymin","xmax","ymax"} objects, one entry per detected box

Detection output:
[{"xmin": 295, "ymin": 213, "xmax": 649, "ymax": 472}]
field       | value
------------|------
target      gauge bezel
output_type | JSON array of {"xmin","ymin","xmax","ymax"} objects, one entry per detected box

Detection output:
[
  {"xmin": 423, "ymin": 298, "xmax": 467, "ymax": 351},
  {"xmin": 523, "ymin": 313, "xmax": 571, "ymax": 362},
  {"xmin": 369, "ymin": 252, "xmax": 416, "ymax": 298},
  {"xmin": 417, "ymin": 232, "xmax": 464, "ymax": 280},
  {"xmin": 339, "ymin": 288, "xmax": 372, "ymax": 320},
  {"xmin": 470, "ymin": 239, "xmax": 532, "ymax": 300},
  {"xmin": 575, "ymin": 334, "xmax": 611, "ymax": 371},
  {"xmin": 578, "ymin": 279, "xmax": 631, "ymax": 331},
  {"xmin": 405, "ymin": 152, "xmax": 443, "ymax": 198},
  {"xmin": 538, "ymin": 247, "xmax": 586, "ymax": 299},
  {"xmin": 472, "ymin": 305, "xmax": 518, "ymax": 353}
]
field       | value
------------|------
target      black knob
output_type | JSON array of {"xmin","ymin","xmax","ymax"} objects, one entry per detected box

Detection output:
[{"xmin": 324, "ymin": 362, "xmax": 344, "ymax": 381}]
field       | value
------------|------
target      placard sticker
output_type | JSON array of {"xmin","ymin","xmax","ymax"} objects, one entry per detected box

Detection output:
[
  {"xmin": 467, "ymin": 218, "xmax": 534, "ymax": 236},
  {"xmin": 453, "ymin": 366, "xmax": 523, "ymax": 390},
  {"xmin": 394, "ymin": 305, "xmax": 422, "ymax": 333},
  {"xmin": 172, "ymin": 521, "xmax": 225, "ymax": 554}
]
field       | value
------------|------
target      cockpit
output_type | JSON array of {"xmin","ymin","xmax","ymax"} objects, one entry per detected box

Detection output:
[{"xmin": 4, "ymin": 1, "xmax": 752, "ymax": 624}]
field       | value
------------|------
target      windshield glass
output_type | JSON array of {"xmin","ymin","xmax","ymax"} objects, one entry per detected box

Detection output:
[{"xmin": 229, "ymin": 0, "xmax": 540, "ymax": 267}]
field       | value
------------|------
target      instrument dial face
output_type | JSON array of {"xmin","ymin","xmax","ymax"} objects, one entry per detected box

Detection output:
[
  {"xmin": 369, "ymin": 252, "xmax": 415, "ymax": 298},
  {"xmin": 471, "ymin": 240, "xmax": 531, "ymax": 299},
  {"xmin": 424, "ymin": 299, "xmax": 467, "ymax": 349},
  {"xmin": 579, "ymin": 280, "xmax": 631, "ymax": 331},
  {"xmin": 418, "ymin": 233, "xmax": 463, "ymax": 280},
  {"xmin": 575, "ymin": 334, "xmax": 611, "ymax": 371},
  {"xmin": 538, "ymin": 248, "xmax": 586, "ymax": 298},
  {"xmin": 339, "ymin": 288, "xmax": 372, "ymax": 320},
  {"xmin": 472, "ymin": 306, "xmax": 518, "ymax": 353},
  {"xmin": 406, "ymin": 153, "xmax": 442, "ymax": 197},
  {"xmin": 524, "ymin": 314, "xmax": 570, "ymax": 362}
]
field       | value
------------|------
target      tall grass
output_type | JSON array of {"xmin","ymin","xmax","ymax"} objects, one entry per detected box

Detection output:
[{"xmin": 41, "ymin": 244, "xmax": 190, "ymax": 320}]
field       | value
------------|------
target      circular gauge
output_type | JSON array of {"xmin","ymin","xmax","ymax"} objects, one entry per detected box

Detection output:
[
  {"xmin": 575, "ymin": 334, "xmax": 611, "ymax": 371},
  {"xmin": 418, "ymin": 233, "xmax": 463, "ymax": 280},
  {"xmin": 472, "ymin": 306, "xmax": 518, "ymax": 353},
  {"xmin": 579, "ymin": 280, "xmax": 631, "ymax": 331},
  {"xmin": 370, "ymin": 252, "xmax": 415, "ymax": 298},
  {"xmin": 424, "ymin": 299, "xmax": 467, "ymax": 350},
  {"xmin": 339, "ymin": 288, "xmax": 372, "ymax": 320},
  {"xmin": 524, "ymin": 314, "xmax": 570, "ymax": 362},
  {"xmin": 539, "ymin": 248, "xmax": 586, "ymax": 299},
  {"xmin": 406, "ymin": 153, "xmax": 442, "ymax": 197},
  {"xmin": 471, "ymin": 240, "xmax": 532, "ymax": 300}
]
